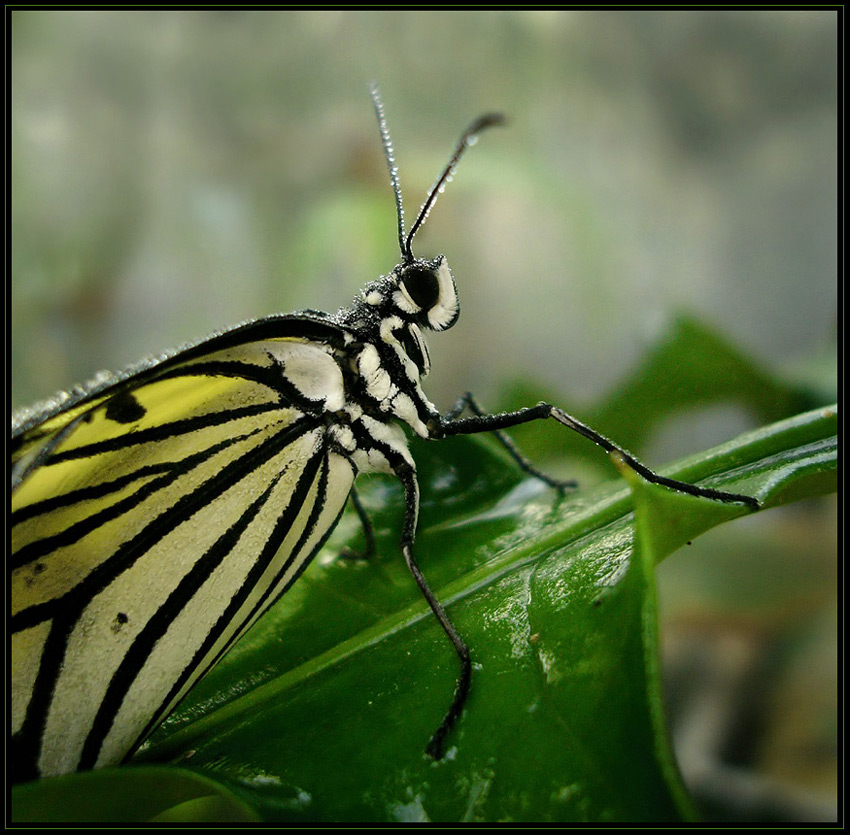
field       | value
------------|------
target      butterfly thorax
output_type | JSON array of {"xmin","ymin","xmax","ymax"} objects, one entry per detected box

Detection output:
[{"xmin": 332, "ymin": 255, "xmax": 458, "ymax": 443}]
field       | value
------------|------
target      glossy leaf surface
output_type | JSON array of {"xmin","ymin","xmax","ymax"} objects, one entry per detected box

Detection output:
[{"xmin": 13, "ymin": 406, "xmax": 833, "ymax": 823}]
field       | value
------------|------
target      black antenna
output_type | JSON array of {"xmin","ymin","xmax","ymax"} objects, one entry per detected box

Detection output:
[
  {"xmin": 370, "ymin": 84, "xmax": 505, "ymax": 263},
  {"xmin": 405, "ymin": 112, "xmax": 505, "ymax": 259},
  {"xmin": 370, "ymin": 84, "xmax": 407, "ymax": 260}
]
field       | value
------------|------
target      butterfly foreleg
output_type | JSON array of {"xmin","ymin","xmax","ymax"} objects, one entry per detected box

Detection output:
[
  {"xmin": 437, "ymin": 398, "xmax": 760, "ymax": 509},
  {"xmin": 442, "ymin": 393, "xmax": 577, "ymax": 492}
]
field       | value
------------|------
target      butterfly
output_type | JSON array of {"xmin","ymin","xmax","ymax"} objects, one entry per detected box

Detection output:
[{"xmin": 11, "ymin": 86, "xmax": 757, "ymax": 783}]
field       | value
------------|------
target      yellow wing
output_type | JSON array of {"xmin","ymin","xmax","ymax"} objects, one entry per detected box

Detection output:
[{"xmin": 12, "ymin": 335, "xmax": 356, "ymax": 781}]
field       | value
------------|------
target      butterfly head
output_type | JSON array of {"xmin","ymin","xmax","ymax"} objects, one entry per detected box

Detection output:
[
  {"xmin": 390, "ymin": 255, "xmax": 459, "ymax": 332},
  {"xmin": 356, "ymin": 255, "xmax": 458, "ymax": 336},
  {"xmin": 367, "ymin": 88, "xmax": 502, "ymax": 337}
]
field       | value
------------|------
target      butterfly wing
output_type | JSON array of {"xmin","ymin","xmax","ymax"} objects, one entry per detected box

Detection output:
[{"xmin": 11, "ymin": 316, "xmax": 357, "ymax": 780}]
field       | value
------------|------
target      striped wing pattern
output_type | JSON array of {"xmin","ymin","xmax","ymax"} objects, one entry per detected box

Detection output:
[
  {"xmin": 11, "ymin": 105, "xmax": 520, "ymax": 784},
  {"xmin": 11, "ymin": 335, "xmax": 356, "ymax": 781}
]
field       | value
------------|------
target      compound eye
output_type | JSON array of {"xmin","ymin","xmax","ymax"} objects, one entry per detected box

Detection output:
[{"xmin": 401, "ymin": 265, "xmax": 440, "ymax": 311}]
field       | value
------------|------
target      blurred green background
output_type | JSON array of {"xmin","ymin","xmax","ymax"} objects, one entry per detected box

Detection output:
[
  {"xmin": 11, "ymin": 10, "xmax": 836, "ymax": 426},
  {"xmin": 10, "ymin": 9, "xmax": 837, "ymax": 821}
]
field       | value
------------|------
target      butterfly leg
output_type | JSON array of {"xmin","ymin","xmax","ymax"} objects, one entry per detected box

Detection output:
[
  {"xmin": 394, "ymin": 460, "xmax": 471, "ymax": 760},
  {"xmin": 437, "ymin": 400, "xmax": 760, "ymax": 509},
  {"xmin": 340, "ymin": 486, "xmax": 377, "ymax": 561},
  {"xmin": 444, "ymin": 393, "xmax": 577, "ymax": 492}
]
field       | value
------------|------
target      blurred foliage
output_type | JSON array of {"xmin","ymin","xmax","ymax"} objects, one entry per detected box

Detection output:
[
  {"xmin": 495, "ymin": 314, "xmax": 831, "ymax": 481},
  {"xmin": 11, "ymin": 766, "xmax": 261, "ymax": 823},
  {"xmin": 11, "ymin": 10, "xmax": 836, "ymax": 430}
]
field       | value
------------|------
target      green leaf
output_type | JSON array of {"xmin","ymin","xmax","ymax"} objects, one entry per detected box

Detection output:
[
  {"xmin": 13, "ymin": 405, "xmax": 836, "ymax": 822},
  {"xmin": 10, "ymin": 766, "xmax": 262, "ymax": 823}
]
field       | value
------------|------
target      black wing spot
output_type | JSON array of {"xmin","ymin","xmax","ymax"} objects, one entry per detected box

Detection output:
[
  {"xmin": 111, "ymin": 612, "xmax": 130, "ymax": 634},
  {"xmin": 24, "ymin": 561, "xmax": 46, "ymax": 587},
  {"xmin": 105, "ymin": 391, "xmax": 147, "ymax": 424}
]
